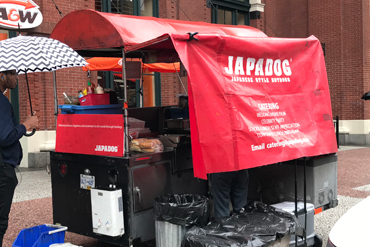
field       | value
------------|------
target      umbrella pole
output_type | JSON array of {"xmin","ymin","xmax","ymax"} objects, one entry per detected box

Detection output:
[
  {"xmin": 24, "ymin": 72, "xmax": 36, "ymax": 137},
  {"xmin": 25, "ymin": 72, "xmax": 34, "ymax": 115},
  {"xmin": 122, "ymin": 48, "xmax": 129, "ymax": 156},
  {"xmin": 53, "ymin": 71, "xmax": 58, "ymax": 128}
]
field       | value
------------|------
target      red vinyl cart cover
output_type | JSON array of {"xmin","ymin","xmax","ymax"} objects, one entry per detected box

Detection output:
[{"xmin": 168, "ymin": 33, "xmax": 338, "ymax": 179}]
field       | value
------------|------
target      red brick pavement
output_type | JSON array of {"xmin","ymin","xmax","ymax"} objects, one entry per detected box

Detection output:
[
  {"xmin": 337, "ymin": 148, "xmax": 370, "ymax": 198},
  {"xmin": 3, "ymin": 198, "xmax": 111, "ymax": 247}
]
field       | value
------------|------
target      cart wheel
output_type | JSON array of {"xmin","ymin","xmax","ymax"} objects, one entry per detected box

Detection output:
[{"xmin": 313, "ymin": 234, "xmax": 323, "ymax": 247}]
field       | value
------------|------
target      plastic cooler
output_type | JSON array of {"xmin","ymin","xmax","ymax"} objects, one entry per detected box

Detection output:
[
  {"xmin": 271, "ymin": 201, "xmax": 315, "ymax": 247},
  {"xmin": 59, "ymin": 104, "xmax": 123, "ymax": 114},
  {"xmin": 12, "ymin": 224, "xmax": 67, "ymax": 247},
  {"xmin": 79, "ymin": 94, "xmax": 110, "ymax": 106}
]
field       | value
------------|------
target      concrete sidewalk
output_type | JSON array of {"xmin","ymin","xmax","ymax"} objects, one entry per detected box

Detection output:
[
  {"xmin": 5, "ymin": 167, "xmax": 105, "ymax": 247},
  {"xmin": 3, "ymin": 146, "xmax": 370, "ymax": 246}
]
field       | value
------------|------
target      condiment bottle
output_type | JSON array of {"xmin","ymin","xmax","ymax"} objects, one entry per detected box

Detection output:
[
  {"xmin": 96, "ymin": 84, "xmax": 104, "ymax": 94},
  {"xmin": 86, "ymin": 81, "xmax": 95, "ymax": 94},
  {"xmin": 78, "ymin": 90, "xmax": 84, "ymax": 98}
]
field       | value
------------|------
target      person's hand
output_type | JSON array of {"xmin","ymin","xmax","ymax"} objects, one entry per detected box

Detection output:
[{"xmin": 23, "ymin": 112, "xmax": 39, "ymax": 131}]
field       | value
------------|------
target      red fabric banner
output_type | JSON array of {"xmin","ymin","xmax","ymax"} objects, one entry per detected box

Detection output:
[
  {"xmin": 170, "ymin": 34, "xmax": 338, "ymax": 179},
  {"xmin": 56, "ymin": 114, "xmax": 124, "ymax": 157}
]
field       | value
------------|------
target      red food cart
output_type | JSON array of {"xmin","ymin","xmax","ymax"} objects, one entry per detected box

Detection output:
[{"xmin": 49, "ymin": 9, "xmax": 338, "ymax": 247}]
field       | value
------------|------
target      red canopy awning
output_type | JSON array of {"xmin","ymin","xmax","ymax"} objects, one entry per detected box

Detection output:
[
  {"xmin": 83, "ymin": 57, "xmax": 180, "ymax": 73},
  {"xmin": 49, "ymin": 9, "xmax": 267, "ymax": 53}
]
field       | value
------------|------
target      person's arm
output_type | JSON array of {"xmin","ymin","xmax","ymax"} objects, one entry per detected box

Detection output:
[{"xmin": 0, "ymin": 100, "xmax": 26, "ymax": 147}]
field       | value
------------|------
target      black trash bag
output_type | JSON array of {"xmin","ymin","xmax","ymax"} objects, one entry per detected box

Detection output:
[
  {"xmin": 154, "ymin": 194, "xmax": 210, "ymax": 227},
  {"xmin": 182, "ymin": 201, "xmax": 303, "ymax": 247}
]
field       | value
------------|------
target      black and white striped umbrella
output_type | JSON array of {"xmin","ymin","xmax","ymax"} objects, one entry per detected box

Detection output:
[
  {"xmin": 0, "ymin": 35, "xmax": 87, "ymax": 137},
  {"xmin": 0, "ymin": 35, "xmax": 87, "ymax": 73}
]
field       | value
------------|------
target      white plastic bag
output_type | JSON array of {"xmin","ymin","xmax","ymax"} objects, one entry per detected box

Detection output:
[{"xmin": 50, "ymin": 243, "xmax": 82, "ymax": 247}]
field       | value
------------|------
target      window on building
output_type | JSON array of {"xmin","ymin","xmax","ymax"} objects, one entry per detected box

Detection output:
[
  {"xmin": 217, "ymin": 8, "xmax": 232, "ymax": 25},
  {"xmin": 0, "ymin": 30, "xmax": 9, "ymax": 100},
  {"xmin": 208, "ymin": 0, "xmax": 250, "ymax": 26},
  {"xmin": 96, "ymin": 0, "xmax": 158, "ymax": 17},
  {"xmin": 237, "ymin": 13, "xmax": 247, "ymax": 25},
  {"xmin": 0, "ymin": 30, "xmax": 20, "ymax": 122},
  {"xmin": 140, "ymin": 0, "xmax": 154, "ymax": 16},
  {"xmin": 107, "ymin": 0, "xmax": 134, "ymax": 15}
]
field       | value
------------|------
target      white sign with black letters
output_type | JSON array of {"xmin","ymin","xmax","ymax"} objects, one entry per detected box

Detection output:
[{"xmin": 0, "ymin": 0, "xmax": 43, "ymax": 29}]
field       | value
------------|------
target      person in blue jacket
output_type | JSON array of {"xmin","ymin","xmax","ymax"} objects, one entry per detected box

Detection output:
[{"xmin": 0, "ymin": 70, "xmax": 39, "ymax": 247}]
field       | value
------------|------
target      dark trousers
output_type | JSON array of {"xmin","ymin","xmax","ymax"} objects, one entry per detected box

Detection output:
[
  {"xmin": 210, "ymin": 169, "xmax": 249, "ymax": 219},
  {"xmin": 0, "ymin": 164, "xmax": 18, "ymax": 247}
]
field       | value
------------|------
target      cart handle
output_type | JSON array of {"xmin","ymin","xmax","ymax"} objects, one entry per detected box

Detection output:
[
  {"xmin": 60, "ymin": 105, "xmax": 74, "ymax": 113},
  {"xmin": 134, "ymin": 186, "xmax": 141, "ymax": 203},
  {"xmin": 47, "ymin": 226, "xmax": 68, "ymax": 235}
]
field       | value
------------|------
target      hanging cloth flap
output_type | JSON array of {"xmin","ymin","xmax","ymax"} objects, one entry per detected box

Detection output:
[{"xmin": 169, "ymin": 33, "xmax": 337, "ymax": 179}]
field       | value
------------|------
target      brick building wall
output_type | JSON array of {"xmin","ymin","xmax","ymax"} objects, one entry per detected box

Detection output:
[
  {"xmin": 307, "ymin": 1, "xmax": 344, "ymax": 120},
  {"xmin": 259, "ymin": 0, "xmax": 370, "ymax": 122},
  {"xmin": 364, "ymin": 0, "xmax": 370, "ymax": 120},
  {"xmin": 259, "ymin": 0, "xmax": 308, "ymax": 38},
  {"xmin": 17, "ymin": 0, "xmax": 370, "ymax": 130},
  {"xmin": 312, "ymin": 0, "xmax": 366, "ymax": 121},
  {"xmin": 18, "ymin": 0, "xmax": 96, "ymax": 130}
]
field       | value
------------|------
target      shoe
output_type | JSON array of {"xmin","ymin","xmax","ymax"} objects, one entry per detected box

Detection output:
[{"xmin": 234, "ymin": 208, "xmax": 245, "ymax": 214}]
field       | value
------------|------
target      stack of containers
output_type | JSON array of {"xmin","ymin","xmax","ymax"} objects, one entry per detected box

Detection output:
[{"xmin": 59, "ymin": 82, "xmax": 123, "ymax": 114}]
